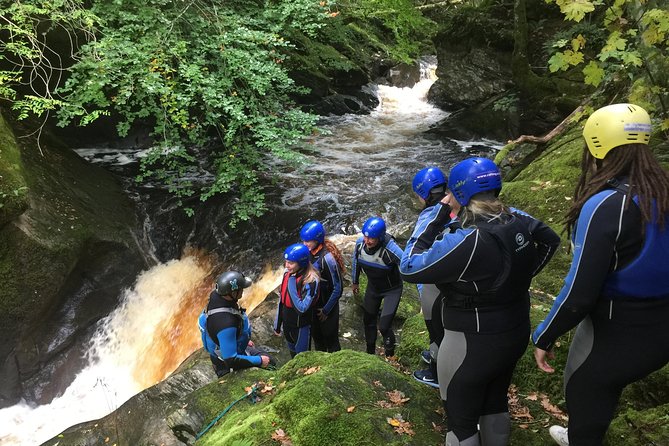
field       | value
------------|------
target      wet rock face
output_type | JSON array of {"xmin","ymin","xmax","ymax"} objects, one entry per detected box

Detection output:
[
  {"xmin": 428, "ymin": 46, "xmax": 512, "ymax": 111},
  {"xmin": 0, "ymin": 115, "xmax": 148, "ymax": 409}
]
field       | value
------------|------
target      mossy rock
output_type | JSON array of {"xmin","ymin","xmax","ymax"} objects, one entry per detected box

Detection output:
[
  {"xmin": 196, "ymin": 350, "xmax": 443, "ymax": 446},
  {"xmin": 606, "ymin": 402, "xmax": 669, "ymax": 446},
  {"xmin": 0, "ymin": 114, "xmax": 29, "ymax": 224}
]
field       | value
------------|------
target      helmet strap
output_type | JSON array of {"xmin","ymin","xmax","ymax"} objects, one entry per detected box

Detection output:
[{"xmin": 425, "ymin": 186, "xmax": 446, "ymax": 208}]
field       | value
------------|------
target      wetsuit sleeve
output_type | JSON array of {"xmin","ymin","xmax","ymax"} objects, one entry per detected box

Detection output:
[
  {"xmin": 216, "ymin": 327, "xmax": 262, "ymax": 369},
  {"xmin": 288, "ymin": 275, "xmax": 318, "ymax": 313},
  {"xmin": 383, "ymin": 235, "xmax": 404, "ymax": 264},
  {"xmin": 352, "ymin": 238, "xmax": 363, "ymax": 285},
  {"xmin": 321, "ymin": 253, "xmax": 343, "ymax": 315},
  {"xmin": 400, "ymin": 203, "xmax": 477, "ymax": 284},
  {"xmin": 511, "ymin": 208, "xmax": 561, "ymax": 276},
  {"xmin": 532, "ymin": 191, "xmax": 622, "ymax": 350},
  {"xmin": 274, "ymin": 299, "xmax": 283, "ymax": 333}
]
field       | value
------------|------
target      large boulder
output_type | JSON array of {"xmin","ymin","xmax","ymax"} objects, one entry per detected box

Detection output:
[{"xmin": 0, "ymin": 112, "xmax": 147, "ymax": 408}]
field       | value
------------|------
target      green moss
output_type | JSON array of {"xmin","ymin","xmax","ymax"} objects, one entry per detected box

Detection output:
[
  {"xmin": 197, "ymin": 351, "xmax": 443, "ymax": 446},
  {"xmin": 396, "ymin": 313, "xmax": 429, "ymax": 370},
  {"xmin": 0, "ymin": 114, "xmax": 29, "ymax": 224},
  {"xmin": 499, "ymin": 125, "xmax": 585, "ymax": 295},
  {"xmin": 606, "ymin": 402, "xmax": 669, "ymax": 446}
]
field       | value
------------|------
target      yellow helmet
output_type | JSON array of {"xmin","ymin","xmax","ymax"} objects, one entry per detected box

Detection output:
[{"xmin": 582, "ymin": 103, "xmax": 651, "ymax": 159}]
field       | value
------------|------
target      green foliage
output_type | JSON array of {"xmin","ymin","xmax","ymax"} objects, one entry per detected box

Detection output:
[
  {"xmin": 493, "ymin": 92, "xmax": 520, "ymax": 113},
  {"xmin": 337, "ymin": 0, "xmax": 435, "ymax": 63},
  {"xmin": 50, "ymin": 0, "xmax": 332, "ymax": 226},
  {"xmin": 0, "ymin": 0, "xmax": 99, "ymax": 110},
  {"xmin": 544, "ymin": 0, "xmax": 669, "ymax": 117}
]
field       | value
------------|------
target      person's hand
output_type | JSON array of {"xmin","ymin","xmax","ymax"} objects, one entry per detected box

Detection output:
[
  {"xmin": 247, "ymin": 340, "xmax": 255, "ymax": 347},
  {"xmin": 260, "ymin": 355, "xmax": 270, "ymax": 368},
  {"xmin": 352, "ymin": 284, "xmax": 359, "ymax": 295},
  {"xmin": 316, "ymin": 308, "xmax": 327, "ymax": 321},
  {"xmin": 273, "ymin": 328, "xmax": 281, "ymax": 336},
  {"xmin": 534, "ymin": 347, "xmax": 555, "ymax": 373}
]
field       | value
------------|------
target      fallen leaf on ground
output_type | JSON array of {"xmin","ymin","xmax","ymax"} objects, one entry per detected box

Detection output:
[
  {"xmin": 347, "ymin": 406, "xmax": 355, "ymax": 413},
  {"xmin": 271, "ymin": 428, "xmax": 292, "ymax": 445}
]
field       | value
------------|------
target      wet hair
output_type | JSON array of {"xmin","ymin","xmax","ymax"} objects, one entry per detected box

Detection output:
[
  {"xmin": 566, "ymin": 143, "xmax": 669, "ymax": 237},
  {"xmin": 323, "ymin": 239, "xmax": 346, "ymax": 272},
  {"xmin": 459, "ymin": 192, "xmax": 508, "ymax": 228},
  {"xmin": 301, "ymin": 262, "xmax": 320, "ymax": 285}
]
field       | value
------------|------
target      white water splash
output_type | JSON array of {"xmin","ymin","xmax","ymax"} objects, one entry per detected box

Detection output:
[{"xmin": 0, "ymin": 256, "xmax": 212, "ymax": 446}]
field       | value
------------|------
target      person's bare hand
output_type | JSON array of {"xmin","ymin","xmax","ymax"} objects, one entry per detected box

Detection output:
[
  {"xmin": 260, "ymin": 355, "xmax": 270, "ymax": 368},
  {"xmin": 534, "ymin": 347, "xmax": 555, "ymax": 373},
  {"xmin": 352, "ymin": 284, "xmax": 359, "ymax": 294}
]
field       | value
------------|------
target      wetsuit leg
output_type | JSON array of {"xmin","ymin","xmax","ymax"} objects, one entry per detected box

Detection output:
[
  {"xmin": 313, "ymin": 302, "xmax": 340, "ymax": 352},
  {"xmin": 209, "ymin": 354, "xmax": 228, "ymax": 377},
  {"xmin": 421, "ymin": 284, "xmax": 443, "ymax": 361},
  {"xmin": 284, "ymin": 324, "xmax": 311, "ymax": 356},
  {"xmin": 438, "ymin": 322, "xmax": 528, "ymax": 443},
  {"xmin": 429, "ymin": 294, "xmax": 444, "ymax": 361},
  {"xmin": 378, "ymin": 286, "xmax": 402, "ymax": 357},
  {"xmin": 564, "ymin": 301, "xmax": 669, "ymax": 445},
  {"xmin": 363, "ymin": 287, "xmax": 383, "ymax": 353}
]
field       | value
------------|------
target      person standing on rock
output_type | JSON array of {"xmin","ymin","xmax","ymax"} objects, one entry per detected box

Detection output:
[
  {"xmin": 299, "ymin": 220, "xmax": 345, "ymax": 352},
  {"xmin": 410, "ymin": 166, "xmax": 452, "ymax": 388},
  {"xmin": 274, "ymin": 243, "xmax": 320, "ymax": 357},
  {"xmin": 198, "ymin": 271, "xmax": 272, "ymax": 377},
  {"xmin": 401, "ymin": 157, "xmax": 560, "ymax": 446},
  {"xmin": 351, "ymin": 216, "xmax": 404, "ymax": 357},
  {"xmin": 532, "ymin": 103, "xmax": 669, "ymax": 446}
]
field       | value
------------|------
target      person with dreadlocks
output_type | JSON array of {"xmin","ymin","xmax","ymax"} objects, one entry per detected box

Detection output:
[
  {"xmin": 533, "ymin": 104, "xmax": 669, "ymax": 446},
  {"xmin": 300, "ymin": 220, "xmax": 345, "ymax": 352}
]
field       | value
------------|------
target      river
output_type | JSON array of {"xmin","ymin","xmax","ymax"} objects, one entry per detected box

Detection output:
[{"xmin": 0, "ymin": 58, "xmax": 502, "ymax": 446}]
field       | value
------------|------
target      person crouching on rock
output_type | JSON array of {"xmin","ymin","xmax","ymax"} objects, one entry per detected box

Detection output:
[
  {"xmin": 198, "ymin": 271, "xmax": 273, "ymax": 377},
  {"xmin": 274, "ymin": 243, "xmax": 320, "ymax": 358}
]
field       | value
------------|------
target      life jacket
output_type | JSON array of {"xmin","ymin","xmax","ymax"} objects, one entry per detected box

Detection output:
[
  {"xmin": 355, "ymin": 242, "xmax": 402, "ymax": 291},
  {"xmin": 204, "ymin": 303, "xmax": 244, "ymax": 347},
  {"xmin": 444, "ymin": 214, "xmax": 537, "ymax": 308},
  {"xmin": 280, "ymin": 271, "xmax": 315, "ymax": 327},
  {"xmin": 602, "ymin": 182, "xmax": 669, "ymax": 299}
]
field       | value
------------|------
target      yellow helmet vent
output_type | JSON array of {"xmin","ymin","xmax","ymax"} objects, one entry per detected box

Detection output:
[{"xmin": 583, "ymin": 103, "xmax": 651, "ymax": 159}]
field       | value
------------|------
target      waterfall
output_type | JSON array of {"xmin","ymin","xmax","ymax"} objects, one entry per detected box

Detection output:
[{"xmin": 0, "ymin": 58, "xmax": 503, "ymax": 445}]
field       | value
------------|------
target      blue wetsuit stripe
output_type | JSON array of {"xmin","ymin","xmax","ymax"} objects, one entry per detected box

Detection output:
[
  {"xmin": 532, "ymin": 190, "xmax": 620, "ymax": 349},
  {"xmin": 216, "ymin": 327, "xmax": 261, "ymax": 368},
  {"xmin": 322, "ymin": 254, "xmax": 342, "ymax": 314}
]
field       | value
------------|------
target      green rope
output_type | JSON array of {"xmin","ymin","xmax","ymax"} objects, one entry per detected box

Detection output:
[{"xmin": 195, "ymin": 384, "xmax": 258, "ymax": 441}]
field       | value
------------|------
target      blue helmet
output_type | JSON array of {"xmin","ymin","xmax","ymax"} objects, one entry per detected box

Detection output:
[
  {"xmin": 362, "ymin": 217, "xmax": 386, "ymax": 239},
  {"xmin": 284, "ymin": 243, "xmax": 310, "ymax": 267},
  {"xmin": 412, "ymin": 167, "xmax": 447, "ymax": 200},
  {"xmin": 300, "ymin": 220, "xmax": 325, "ymax": 244},
  {"xmin": 448, "ymin": 157, "xmax": 502, "ymax": 206}
]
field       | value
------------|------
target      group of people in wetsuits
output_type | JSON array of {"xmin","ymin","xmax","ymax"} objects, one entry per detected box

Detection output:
[{"xmin": 199, "ymin": 104, "xmax": 669, "ymax": 446}]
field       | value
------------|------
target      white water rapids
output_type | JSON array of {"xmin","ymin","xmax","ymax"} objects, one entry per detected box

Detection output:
[{"xmin": 0, "ymin": 58, "xmax": 502, "ymax": 445}]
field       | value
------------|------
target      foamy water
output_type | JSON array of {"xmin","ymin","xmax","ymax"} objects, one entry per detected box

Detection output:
[{"xmin": 1, "ymin": 58, "xmax": 504, "ymax": 445}]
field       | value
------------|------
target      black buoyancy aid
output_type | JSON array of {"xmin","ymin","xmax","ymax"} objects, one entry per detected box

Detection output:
[
  {"xmin": 355, "ymin": 243, "xmax": 402, "ymax": 291},
  {"xmin": 205, "ymin": 298, "xmax": 244, "ymax": 346},
  {"xmin": 445, "ymin": 214, "xmax": 537, "ymax": 308}
]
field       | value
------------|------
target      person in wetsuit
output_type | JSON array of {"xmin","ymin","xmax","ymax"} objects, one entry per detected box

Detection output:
[
  {"xmin": 532, "ymin": 103, "xmax": 669, "ymax": 446},
  {"xmin": 199, "ymin": 271, "xmax": 272, "ymax": 377},
  {"xmin": 411, "ymin": 166, "xmax": 452, "ymax": 388},
  {"xmin": 401, "ymin": 157, "xmax": 560, "ymax": 446},
  {"xmin": 299, "ymin": 220, "xmax": 345, "ymax": 352},
  {"xmin": 351, "ymin": 216, "xmax": 404, "ymax": 357},
  {"xmin": 274, "ymin": 243, "xmax": 320, "ymax": 357}
]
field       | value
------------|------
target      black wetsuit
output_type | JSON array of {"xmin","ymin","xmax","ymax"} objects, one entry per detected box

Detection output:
[
  {"xmin": 274, "ymin": 270, "xmax": 319, "ymax": 357},
  {"xmin": 533, "ymin": 182, "xmax": 669, "ymax": 445},
  {"xmin": 310, "ymin": 246, "xmax": 343, "ymax": 352},
  {"xmin": 401, "ymin": 202, "xmax": 560, "ymax": 445},
  {"xmin": 352, "ymin": 235, "xmax": 404, "ymax": 356}
]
